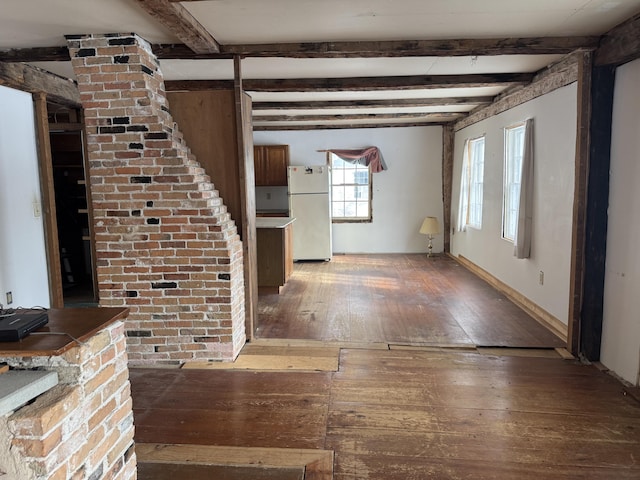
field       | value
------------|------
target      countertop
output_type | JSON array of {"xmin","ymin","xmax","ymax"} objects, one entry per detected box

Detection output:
[
  {"xmin": 0, "ymin": 307, "xmax": 129, "ymax": 357},
  {"xmin": 255, "ymin": 217, "xmax": 296, "ymax": 229}
]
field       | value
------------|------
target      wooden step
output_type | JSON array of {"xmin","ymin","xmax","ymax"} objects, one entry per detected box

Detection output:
[
  {"xmin": 136, "ymin": 443, "xmax": 333, "ymax": 480},
  {"xmin": 182, "ymin": 343, "xmax": 341, "ymax": 372},
  {"xmin": 138, "ymin": 462, "xmax": 304, "ymax": 480}
]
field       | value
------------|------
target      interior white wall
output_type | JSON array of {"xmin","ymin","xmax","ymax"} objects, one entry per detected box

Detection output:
[
  {"xmin": 253, "ymin": 126, "xmax": 443, "ymax": 254},
  {"xmin": 0, "ymin": 85, "xmax": 50, "ymax": 309},
  {"xmin": 450, "ymin": 83, "xmax": 577, "ymax": 326},
  {"xmin": 601, "ymin": 58, "xmax": 640, "ymax": 386}
]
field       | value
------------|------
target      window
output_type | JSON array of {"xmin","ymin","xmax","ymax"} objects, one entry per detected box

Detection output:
[
  {"xmin": 458, "ymin": 136, "xmax": 485, "ymax": 230},
  {"xmin": 330, "ymin": 153, "xmax": 371, "ymax": 221},
  {"xmin": 503, "ymin": 123, "xmax": 526, "ymax": 241}
]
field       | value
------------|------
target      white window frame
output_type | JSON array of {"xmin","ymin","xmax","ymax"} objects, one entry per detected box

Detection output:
[
  {"xmin": 329, "ymin": 153, "xmax": 372, "ymax": 222},
  {"xmin": 459, "ymin": 136, "xmax": 485, "ymax": 230},
  {"xmin": 502, "ymin": 123, "xmax": 526, "ymax": 242}
]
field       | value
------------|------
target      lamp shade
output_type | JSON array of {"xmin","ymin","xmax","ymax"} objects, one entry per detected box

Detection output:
[{"xmin": 419, "ymin": 217, "xmax": 440, "ymax": 235}]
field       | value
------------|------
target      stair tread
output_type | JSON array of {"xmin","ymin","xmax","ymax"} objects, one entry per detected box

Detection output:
[{"xmin": 138, "ymin": 462, "xmax": 305, "ymax": 480}]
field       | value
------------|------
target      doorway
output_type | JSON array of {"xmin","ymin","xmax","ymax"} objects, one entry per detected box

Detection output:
[{"xmin": 49, "ymin": 125, "xmax": 97, "ymax": 306}]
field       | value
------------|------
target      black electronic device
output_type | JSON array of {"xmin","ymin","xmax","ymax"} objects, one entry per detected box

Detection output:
[{"xmin": 0, "ymin": 312, "xmax": 49, "ymax": 342}]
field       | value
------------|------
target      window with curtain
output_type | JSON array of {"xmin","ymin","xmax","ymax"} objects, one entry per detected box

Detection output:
[
  {"xmin": 503, "ymin": 123, "xmax": 526, "ymax": 242},
  {"xmin": 330, "ymin": 153, "xmax": 372, "ymax": 222},
  {"xmin": 457, "ymin": 136, "xmax": 485, "ymax": 230}
]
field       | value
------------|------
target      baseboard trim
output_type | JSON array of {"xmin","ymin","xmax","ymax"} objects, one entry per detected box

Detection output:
[
  {"xmin": 449, "ymin": 253, "xmax": 568, "ymax": 342},
  {"xmin": 136, "ymin": 443, "xmax": 334, "ymax": 480}
]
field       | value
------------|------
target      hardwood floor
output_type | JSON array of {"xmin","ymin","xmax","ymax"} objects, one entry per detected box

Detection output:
[
  {"xmin": 131, "ymin": 254, "xmax": 636, "ymax": 478},
  {"xmin": 257, "ymin": 254, "xmax": 564, "ymax": 348},
  {"xmin": 130, "ymin": 348, "xmax": 640, "ymax": 479}
]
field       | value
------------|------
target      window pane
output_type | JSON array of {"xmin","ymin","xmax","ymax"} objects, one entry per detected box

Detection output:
[
  {"xmin": 503, "ymin": 125, "xmax": 525, "ymax": 241},
  {"xmin": 344, "ymin": 202, "xmax": 357, "ymax": 217},
  {"xmin": 331, "ymin": 168, "xmax": 343, "ymax": 185},
  {"xmin": 344, "ymin": 187, "xmax": 357, "ymax": 201},
  {"xmin": 355, "ymin": 185, "xmax": 368, "ymax": 199},
  {"xmin": 332, "ymin": 203, "xmax": 344, "ymax": 217},
  {"xmin": 467, "ymin": 136, "xmax": 485, "ymax": 228},
  {"xmin": 356, "ymin": 202, "xmax": 369, "ymax": 217},
  {"xmin": 330, "ymin": 153, "xmax": 372, "ymax": 221}
]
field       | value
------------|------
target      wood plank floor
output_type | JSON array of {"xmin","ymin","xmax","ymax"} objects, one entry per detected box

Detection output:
[
  {"xmin": 130, "ymin": 349, "xmax": 640, "ymax": 479},
  {"xmin": 257, "ymin": 254, "xmax": 564, "ymax": 348}
]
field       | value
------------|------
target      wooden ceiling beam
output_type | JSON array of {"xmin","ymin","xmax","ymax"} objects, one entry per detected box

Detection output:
[
  {"xmin": 165, "ymin": 73, "xmax": 532, "ymax": 92},
  {"xmin": 134, "ymin": 0, "xmax": 220, "ymax": 54},
  {"xmin": 246, "ymin": 73, "xmax": 533, "ymax": 91},
  {"xmin": 252, "ymin": 96, "xmax": 494, "ymax": 110},
  {"xmin": 0, "ymin": 61, "xmax": 80, "ymax": 106},
  {"xmin": 165, "ymin": 80, "xmax": 234, "ymax": 91},
  {"xmin": 595, "ymin": 11, "xmax": 640, "ymax": 66},
  {"xmin": 0, "ymin": 46, "xmax": 70, "ymax": 62},
  {"xmin": 254, "ymin": 121, "xmax": 450, "ymax": 131},
  {"xmin": 220, "ymin": 37, "xmax": 600, "ymax": 59},
  {"xmin": 254, "ymin": 112, "xmax": 464, "ymax": 122},
  {"xmin": 0, "ymin": 36, "xmax": 599, "ymax": 63}
]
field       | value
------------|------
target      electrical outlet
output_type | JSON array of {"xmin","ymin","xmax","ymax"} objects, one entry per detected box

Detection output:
[
  {"xmin": 6, "ymin": 292, "xmax": 13, "ymax": 305},
  {"xmin": 33, "ymin": 200, "xmax": 42, "ymax": 217},
  {"xmin": 266, "ymin": 192, "xmax": 272, "ymax": 200},
  {"xmin": 538, "ymin": 271, "xmax": 544, "ymax": 285}
]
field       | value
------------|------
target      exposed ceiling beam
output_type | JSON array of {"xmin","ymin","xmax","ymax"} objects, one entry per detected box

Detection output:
[
  {"xmin": 253, "ymin": 112, "xmax": 464, "ymax": 122},
  {"xmin": 254, "ymin": 121, "xmax": 450, "ymax": 131},
  {"xmin": 154, "ymin": 36, "xmax": 599, "ymax": 59},
  {"xmin": 595, "ymin": 11, "xmax": 640, "ymax": 66},
  {"xmin": 166, "ymin": 73, "xmax": 533, "ymax": 92},
  {"xmin": 455, "ymin": 52, "xmax": 580, "ymax": 131},
  {"xmin": 134, "ymin": 0, "xmax": 220, "ymax": 54},
  {"xmin": 252, "ymin": 96, "xmax": 494, "ymax": 110},
  {"xmin": 222, "ymin": 37, "xmax": 600, "ymax": 59},
  {"xmin": 0, "ymin": 61, "xmax": 80, "ymax": 106},
  {"xmin": 0, "ymin": 46, "xmax": 71, "ymax": 62},
  {"xmin": 0, "ymin": 36, "xmax": 600, "ymax": 63}
]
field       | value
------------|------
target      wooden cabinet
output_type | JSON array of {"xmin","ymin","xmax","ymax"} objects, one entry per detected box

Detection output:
[
  {"xmin": 254, "ymin": 145, "xmax": 289, "ymax": 186},
  {"xmin": 256, "ymin": 218, "xmax": 295, "ymax": 294}
]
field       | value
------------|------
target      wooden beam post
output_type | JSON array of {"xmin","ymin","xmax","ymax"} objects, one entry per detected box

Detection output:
[
  {"xmin": 33, "ymin": 94, "xmax": 64, "ymax": 308},
  {"xmin": 233, "ymin": 56, "xmax": 258, "ymax": 342},
  {"xmin": 567, "ymin": 52, "xmax": 592, "ymax": 356},
  {"xmin": 579, "ymin": 64, "xmax": 616, "ymax": 361},
  {"xmin": 442, "ymin": 124, "xmax": 454, "ymax": 253}
]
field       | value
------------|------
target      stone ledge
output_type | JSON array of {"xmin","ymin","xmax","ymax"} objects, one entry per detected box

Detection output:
[{"xmin": 0, "ymin": 371, "xmax": 58, "ymax": 416}]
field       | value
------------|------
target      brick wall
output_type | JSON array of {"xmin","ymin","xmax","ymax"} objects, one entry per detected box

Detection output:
[
  {"xmin": 66, "ymin": 33, "xmax": 246, "ymax": 364},
  {"xmin": 0, "ymin": 321, "xmax": 135, "ymax": 480}
]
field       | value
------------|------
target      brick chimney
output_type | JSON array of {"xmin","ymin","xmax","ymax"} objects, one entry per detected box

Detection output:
[{"xmin": 66, "ymin": 33, "xmax": 245, "ymax": 364}]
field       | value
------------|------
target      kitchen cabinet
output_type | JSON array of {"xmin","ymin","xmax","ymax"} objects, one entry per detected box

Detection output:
[
  {"xmin": 256, "ymin": 217, "xmax": 295, "ymax": 294},
  {"xmin": 254, "ymin": 145, "xmax": 289, "ymax": 186}
]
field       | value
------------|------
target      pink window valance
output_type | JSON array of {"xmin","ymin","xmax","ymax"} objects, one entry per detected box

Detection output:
[{"xmin": 323, "ymin": 146, "xmax": 387, "ymax": 173}]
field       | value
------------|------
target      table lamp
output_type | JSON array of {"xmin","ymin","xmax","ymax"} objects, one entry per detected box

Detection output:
[{"xmin": 419, "ymin": 217, "xmax": 440, "ymax": 257}]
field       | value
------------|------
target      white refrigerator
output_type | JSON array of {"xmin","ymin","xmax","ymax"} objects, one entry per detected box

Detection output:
[{"xmin": 288, "ymin": 165, "xmax": 332, "ymax": 261}]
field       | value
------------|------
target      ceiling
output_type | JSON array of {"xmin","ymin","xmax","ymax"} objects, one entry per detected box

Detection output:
[{"xmin": 1, "ymin": 0, "xmax": 639, "ymax": 130}]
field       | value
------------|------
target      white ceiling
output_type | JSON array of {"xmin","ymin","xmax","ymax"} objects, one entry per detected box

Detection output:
[
  {"xmin": 1, "ymin": 0, "xmax": 640, "ymax": 129},
  {"xmin": 185, "ymin": 0, "xmax": 639, "ymax": 42}
]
